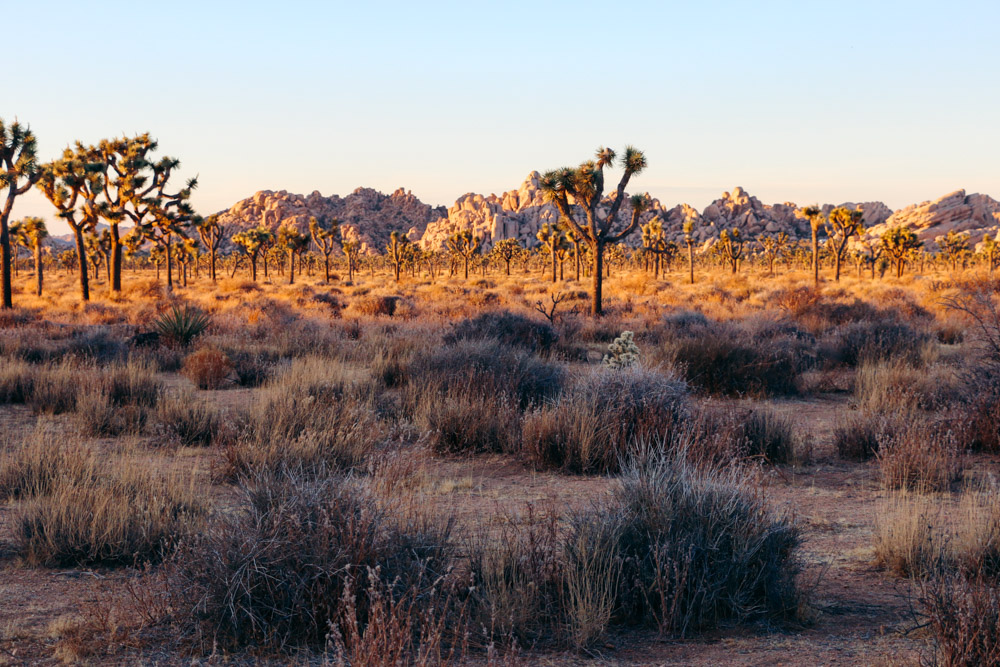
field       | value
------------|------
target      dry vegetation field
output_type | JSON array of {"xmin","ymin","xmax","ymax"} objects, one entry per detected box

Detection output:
[{"xmin": 2, "ymin": 263, "xmax": 1000, "ymax": 666}]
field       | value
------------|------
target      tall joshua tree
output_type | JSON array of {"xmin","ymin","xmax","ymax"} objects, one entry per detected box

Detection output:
[
  {"xmin": 881, "ymin": 226, "xmax": 922, "ymax": 278},
  {"xmin": 683, "ymin": 218, "xmax": 697, "ymax": 284},
  {"xmin": 197, "ymin": 214, "xmax": 226, "ymax": 282},
  {"xmin": 387, "ymin": 231, "xmax": 410, "ymax": 282},
  {"xmin": 491, "ymin": 238, "xmax": 521, "ymax": 276},
  {"xmin": 446, "ymin": 230, "xmax": 482, "ymax": 280},
  {"xmin": 278, "ymin": 224, "xmax": 309, "ymax": 285},
  {"xmin": 342, "ymin": 238, "xmax": 360, "ymax": 282},
  {"xmin": 232, "ymin": 226, "xmax": 272, "ymax": 282},
  {"xmin": 825, "ymin": 206, "xmax": 864, "ymax": 281},
  {"xmin": 309, "ymin": 215, "xmax": 341, "ymax": 283},
  {"xmin": 15, "ymin": 217, "xmax": 47, "ymax": 296},
  {"xmin": 1, "ymin": 119, "xmax": 40, "ymax": 308},
  {"xmin": 36, "ymin": 149, "xmax": 103, "ymax": 301},
  {"xmin": 716, "ymin": 227, "xmax": 745, "ymax": 274},
  {"xmin": 540, "ymin": 145, "xmax": 648, "ymax": 316},
  {"xmin": 802, "ymin": 205, "xmax": 825, "ymax": 284},
  {"xmin": 536, "ymin": 222, "xmax": 565, "ymax": 283},
  {"xmin": 939, "ymin": 230, "xmax": 971, "ymax": 273}
]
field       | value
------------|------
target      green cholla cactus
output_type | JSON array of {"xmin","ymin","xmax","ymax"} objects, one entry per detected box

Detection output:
[{"xmin": 603, "ymin": 331, "xmax": 640, "ymax": 369}]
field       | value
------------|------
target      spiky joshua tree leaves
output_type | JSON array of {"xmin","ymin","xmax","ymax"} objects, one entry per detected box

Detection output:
[
  {"xmin": 540, "ymin": 145, "xmax": 649, "ymax": 316},
  {"xmin": 825, "ymin": 206, "xmax": 864, "ymax": 281},
  {"xmin": 446, "ymin": 230, "xmax": 482, "ymax": 280},
  {"xmin": 716, "ymin": 227, "xmax": 745, "ymax": 274},
  {"xmin": 881, "ymin": 226, "xmax": 922, "ymax": 278},
  {"xmin": 309, "ymin": 215, "xmax": 341, "ymax": 283},
  {"xmin": 801, "ymin": 205, "xmax": 825, "ymax": 285},
  {"xmin": 0, "ymin": 119, "xmax": 40, "ymax": 308},
  {"xmin": 232, "ymin": 226, "xmax": 273, "ymax": 282},
  {"xmin": 14, "ymin": 217, "xmax": 47, "ymax": 296},
  {"xmin": 490, "ymin": 238, "xmax": 521, "ymax": 276},
  {"xmin": 277, "ymin": 224, "xmax": 309, "ymax": 285}
]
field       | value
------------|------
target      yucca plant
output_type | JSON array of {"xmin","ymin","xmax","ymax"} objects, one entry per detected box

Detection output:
[{"xmin": 153, "ymin": 304, "xmax": 210, "ymax": 348}]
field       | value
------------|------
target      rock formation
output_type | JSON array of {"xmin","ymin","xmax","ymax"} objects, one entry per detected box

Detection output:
[
  {"xmin": 215, "ymin": 188, "xmax": 446, "ymax": 254},
  {"xmin": 867, "ymin": 190, "xmax": 1000, "ymax": 248}
]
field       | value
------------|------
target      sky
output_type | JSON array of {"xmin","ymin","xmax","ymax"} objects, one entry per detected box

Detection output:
[{"xmin": 4, "ymin": 0, "xmax": 999, "ymax": 234}]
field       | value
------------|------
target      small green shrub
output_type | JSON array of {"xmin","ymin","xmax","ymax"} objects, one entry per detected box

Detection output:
[{"xmin": 153, "ymin": 304, "xmax": 211, "ymax": 347}]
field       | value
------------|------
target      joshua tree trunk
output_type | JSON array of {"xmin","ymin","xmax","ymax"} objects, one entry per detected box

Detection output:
[
  {"xmin": 463, "ymin": 257, "xmax": 469, "ymax": 280},
  {"xmin": 687, "ymin": 242, "xmax": 695, "ymax": 285},
  {"xmin": 324, "ymin": 255, "xmax": 330, "ymax": 283},
  {"xmin": 811, "ymin": 228, "xmax": 819, "ymax": 284},
  {"xmin": 110, "ymin": 224, "xmax": 122, "ymax": 292},
  {"xmin": 165, "ymin": 244, "xmax": 173, "ymax": 289},
  {"xmin": 288, "ymin": 251, "xmax": 294, "ymax": 285},
  {"xmin": 210, "ymin": 248, "xmax": 217, "ymax": 282},
  {"xmin": 33, "ymin": 242, "xmax": 43, "ymax": 296},
  {"xmin": 834, "ymin": 253, "xmax": 842, "ymax": 281},
  {"xmin": 0, "ymin": 223, "xmax": 10, "ymax": 308},
  {"xmin": 591, "ymin": 240, "xmax": 604, "ymax": 316},
  {"xmin": 550, "ymin": 248, "xmax": 557, "ymax": 283},
  {"xmin": 72, "ymin": 230, "xmax": 90, "ymax": 301}
]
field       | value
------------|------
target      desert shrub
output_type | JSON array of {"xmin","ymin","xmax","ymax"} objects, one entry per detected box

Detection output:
[
  {"xmin": 75, "ymin": 390, "xmax": 149, "ymax": 437},
  {"xmin": 353, "ymin": 295, "xmax": 398, "ymax": 317},
  {"xmin": 467, "ymin": 507, "xmax": 563, "ymax": 647},
  {"xmin": 0, "ymin": 358, "xmax": 34, "ymax": 403},
  {"xmin": 169, "ymin": 470, "xmax": 454, "ymax": 651},
  {"xmin": 920, "ymin": 573, "xmax": 1000, "ymax": 667},
  {"xmin": 734, "ymin": 407, "xmax": 796, "ymax": 464},
  {"xmin": 15, "ymin": 465, "xmax": 201, "ymax": 567},
  {"xmin": 831, "ymin": 319, "xmax": 930, "ymax": 367},
  {"xmin": 444, "ymin": 310, "xmax": 558, "ymax": 354},
  {"xmin": 155, "ymin": 391, "xmax": 223, "ymax": 447},
  {"xmin": 28, "ymin": 362, "xmax": 84, "ymax": 415},
  {"xmin": 575, "ymin": 453, "xmax": 800, "ymax": 636},
  {"xmin": 877, "ymin": 419, "xmax": 961, "ymax": 492},
  {"xmin": 661, "ymin": 321, "xmax": 802, "ymax": 397},
  {"xmin": 418, "ymin": 388, "xmax": 521, "ymax": 454},
  {"xmin": 153, "ymin": 304, "xmax": 210, "ymax": 347},
  {"xmin": 225, "ymin": 348, "xmax": 280, "ymax": 387},
  {"xmin": 182, "ymin": 346, "xmax": 234, "ymax": 389},
  {"xmin": 74, "ymin": 360, "xmax": 163, "ymax": 437},
  {"xmin": 962, "ymin": 371, "xmax": 1000, "ymax": 452},
  {"xmin": 834, "ymin": 411, "xmax": 900, "ymax": 461},
  {"xmin": 0, "ymin": 427, "xmax": 98, "ymax": 500},
  {"xmin": 219, "ymin": 358, "xmax": 383, "ymax": 480},
  {"xmin": 407, "ymin": 339, "xmax": 564, "ymax": 410},
  {"xmin": 875, "ymin": 484, "xmax": 1000, "ymax": 579},
  {"xmin": 855, "ymin": 359, "xmax": 961, "ymax": 414},
  {"xmin": 522, "ymin": 367, "xmax": 689, "ymax": 473}
]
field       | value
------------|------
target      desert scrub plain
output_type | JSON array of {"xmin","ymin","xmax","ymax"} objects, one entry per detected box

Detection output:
[{"xmin": 1, "ymin": 264, "xmax": 999, "ymax": 666}]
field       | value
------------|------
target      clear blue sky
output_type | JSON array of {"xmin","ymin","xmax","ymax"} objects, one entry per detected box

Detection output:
[{"xmin": 5, "ymin": 0, "xmax": 999, "ymax": 233}]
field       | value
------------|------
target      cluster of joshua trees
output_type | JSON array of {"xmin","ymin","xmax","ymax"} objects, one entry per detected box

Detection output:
[{"xmin": 2, "ymin": 120, "xmax": 995, "ymax": 315}]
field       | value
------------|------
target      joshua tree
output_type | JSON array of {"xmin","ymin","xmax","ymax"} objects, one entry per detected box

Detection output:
[
  {"xmin": 197, "ymin": 214, "xmax": 226, "ymax": 282},
  {"xmin": 309, "ymin": 216, "xmax": 341, "ymax": 283},
  {"xmin": 36, "ymin": 149, "xmax": 106, "ymax": 300},
  {"xmin": 277, "ymin": 224, "xmax": 309, "ymax": 285},
  {"xmin": 540, "ymin": 145, "xmax": 649, "ymax": 316},
  {"xmin": 825, "ymin": 206, "xmax": 864, "ymax": 281},
  {"xmin": 342, "ymin": 239, "xmax": 361, "ymax": 282},
  {"xmin": 536, "ymin": 223, "xmax": 564, "ymax": 283},
  {"xmin": 387, "ymin": 231, "xmax": 410, "ymax": 282},
  {"xmin": 446, "ymin": 230, "xmax": 481, "ymax": 280},
  {"xmin": 982, "ymin": 232, "xmax": 1000, "ymax": 274},
  {"xmin": 491, "ymin": 238, "xmax": 521, "ymax": 276},
  {"xmin": 939, "ymin": 230, "xmax": 971, "ymax": 273},
  {"xmin": 641, "ymin": 217, "xmax": 675, "ymax": 278},
  {"xmin": 13, "ymin": 217, "xmax": 47, "ymax": 296},
  {"xmin": 716, "ymin": 227, "xmax": 745, "ymax": 274},
  {"xmin": 1, "ymin": 119, "xmax": 40, "ymax": 308},
  {"xmin": 801, "ymin": 205, "xmax": 825, "ymax": 284},
  {"xmin": 682, "ymin": 218, "xmax": 697, "ymax": 284},
  {"xmin": 759, "ymin": 232, "xmax": 788, "ymax": 276},
  {"xmin": 232, "ymin": 226, "xmax": 272, "ymax": 282},
  {"xmin": 881, "ymin": 226, "xmax": 922, "ymax": 278}
]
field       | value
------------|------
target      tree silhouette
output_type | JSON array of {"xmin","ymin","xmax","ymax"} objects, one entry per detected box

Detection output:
[
  {"xmin": 197, "ymin": 214, "xmax": 226, "ymax": 282},
  {"xmin": 540, "ymin": 146, "xmax": 648, "ymax": 315},
  {"xmin": 1, "ymin": 119, "xmax": 40, "ymax": 308},
  {"xmin": 825, "ymin": 207, "xmax": 864, "ymax": 281},
  {"xmin": 309, "ymin": 216, "xmax": 341, "ymax": 283}
]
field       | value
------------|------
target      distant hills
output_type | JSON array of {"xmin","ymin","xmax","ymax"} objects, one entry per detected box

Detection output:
[{"xmin": 44, "ymin": 180, "xmax": 1000, "ymax": 253}]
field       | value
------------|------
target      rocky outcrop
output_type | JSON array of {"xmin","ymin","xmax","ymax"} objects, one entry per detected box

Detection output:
[
  {"xmin": 867, "ymin": 190, "xmax": 1000, "ymax": 248},
  {"xmin": 215, "ymin": 188, "xmax": 446, "ymax": 254},
  {"xmin": 418, "ymin": 171, "xmax": 672, "ymax": 250}
]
